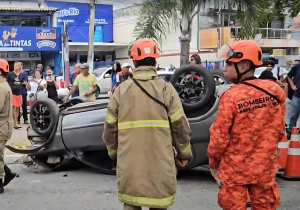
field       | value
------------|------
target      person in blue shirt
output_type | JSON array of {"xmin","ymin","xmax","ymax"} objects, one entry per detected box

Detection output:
[
  {"xmin": 18, "ymin": 62, "xmax": 28, "ymax": 124},
  {"xmin": 207, "ymin": 62, "xmax": 214, "ymax": 70},
  {"xmin": 286, "ymin": 62, "xmax": 300, "ymax": 139},
  {"xmin": 69, "ymin": 63, "xmax": 81, "ymax": 98},
  {"xmin": 110, "ymin": 61, "xmax": 121, "ymax": 94}
]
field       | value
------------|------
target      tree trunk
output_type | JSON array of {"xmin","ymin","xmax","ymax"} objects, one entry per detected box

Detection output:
[
  {"xmin": 180, "ymin": 39, "xmax": 190, "ymax": 67},
  {"xmin": 180, "ymin": 15, "xmax": 192, "ymax": 67}
]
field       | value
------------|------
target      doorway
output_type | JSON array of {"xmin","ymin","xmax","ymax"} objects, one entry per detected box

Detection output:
[{"xmin": 79, "ymin": 55, "xmax": 87, "ymax": 63}]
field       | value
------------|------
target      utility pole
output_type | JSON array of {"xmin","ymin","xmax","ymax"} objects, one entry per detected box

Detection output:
[
  {"xmin": 63, "ymin": 22, "xmax": 70, "ymax": 86},
  {"xmin": 87, "ymin": 0, "xmax": 96, "ymax": 72},
  {"xmin": 217, "ymin": 8, "xmax": 222, "ymax": 50}
]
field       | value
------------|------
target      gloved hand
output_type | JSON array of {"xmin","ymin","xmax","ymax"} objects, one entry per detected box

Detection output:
[
  {"xmin": 210, "ymin": 168, "xmax": 226, "ymax": 187},
  {"xmin": 210, "ymin": 168, "xmax": 218, "ymax": 178},
  {"xmin": 177, "ymin": 160, "xmax": 188, "ymax": 168}
]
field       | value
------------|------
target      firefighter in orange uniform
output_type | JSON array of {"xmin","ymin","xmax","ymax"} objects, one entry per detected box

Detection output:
[
  {"xmin": 207, "ymin": 40, "xmax": 285, "ymax": 210},
  {"xmin": 102, "ymin": 38, "xmax": 192, "ymax": 210}
]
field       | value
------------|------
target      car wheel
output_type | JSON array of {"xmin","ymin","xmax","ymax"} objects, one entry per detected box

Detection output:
[
  {"xmin": 95, "ymin": 86, "xmax": 100, "ymax": 99},
  {"xmin": 170, "ymin": 66, "xmax": 216, "ymax": 110},
  {"xmin": 210, "ymin": 69, "xmax": 230, "ymax": 85},
  {"xmin": 29, "ymin": 98, "xmax": 59, "ymax": 136}
]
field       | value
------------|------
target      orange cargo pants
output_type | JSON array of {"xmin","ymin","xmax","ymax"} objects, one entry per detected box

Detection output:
[
  {"xmin": 123, "ymin": 204, "xmax": 167, "ymax": 210},
  {"xmin": 218, "ymin": 182, "xmax": 280, "ymax": 210}
]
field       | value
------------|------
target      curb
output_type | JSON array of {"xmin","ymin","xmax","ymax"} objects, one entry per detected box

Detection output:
[{"xmin": 4, "ymin": 154, "xmax": 24, "ymax": 164}]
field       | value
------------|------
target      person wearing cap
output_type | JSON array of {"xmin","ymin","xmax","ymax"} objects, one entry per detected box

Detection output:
[
  {"xmin": 102, "ymin": 38, "xmax": 192, "ymax": 210},
  {"xmin": 69, "ymin": 63, "xmax": 81, "ymax": 98},
  {"xmin": 65, "ymin": 63, "xmax": 97, "ymax": 102},
  {"xmin": 0, "ymin": 59, "xmax": 18, "ymax": 194},
  {"xmin": 113, "ymin": 63, "xmax": 133, "ymax": 90},
  {"xmin": 207, "ymin": 40, "xmax": 285, "ymax": 209}
]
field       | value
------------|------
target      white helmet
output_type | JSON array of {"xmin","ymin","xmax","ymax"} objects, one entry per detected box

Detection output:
[{"xmin": 121, "ymin": 63, "xmax": 130, "ymax": 68}]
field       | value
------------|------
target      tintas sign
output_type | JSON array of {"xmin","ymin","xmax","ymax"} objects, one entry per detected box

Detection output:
[{"xmin": 0, "ymin": 27, "xmax": 61, "ymax": 51}]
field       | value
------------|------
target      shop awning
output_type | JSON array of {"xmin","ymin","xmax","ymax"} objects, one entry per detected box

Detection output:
[{"xmin": 0, "ymin": 7, "xmax": 58, "ymax": 12}]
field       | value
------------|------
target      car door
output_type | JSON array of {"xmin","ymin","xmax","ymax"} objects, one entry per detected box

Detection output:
[{"xmin": 100, "ymin": 68, "xmax": 112, "ymax": 93}]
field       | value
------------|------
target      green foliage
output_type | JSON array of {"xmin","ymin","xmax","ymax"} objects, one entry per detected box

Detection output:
[
  {"xmin": 133, "ymin": 0, "xmax": 279, "ymax": 45},
  {"xmin": 133, "ymin": 0, "xmax": 180, "ymax": 50},
  {"xmin": 273, "ymin": 0, "xmax": 300, "ymax": 18},
  {"xmin": 133, "ymin": 0, "xmax": 300, "ymax": 53},
  {"xmin": 286, "ymin": 60, "xmax": 293, "ymax": 67}
]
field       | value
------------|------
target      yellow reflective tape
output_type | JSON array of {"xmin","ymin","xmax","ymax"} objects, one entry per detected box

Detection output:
[
  {"xmin": 118, "ymin": 193, "xmax": 175, "ymax": 208},
  {"xmin": 107, "ymin": 148, "xmax": 117, "ymax": 157},
  {"xmin": 169, "ymin": 107, "xmax": 184, "ymax": 123},
  {"xmin": 180, "ymin": 144, "xmax": 191, "ymax": 156},
  {"xmin": 118, "ymin": 120, "xmax": 169, "ymax": 130},
  {"xmin": 134, "ymin": 75, "xmax": 153, "ymax": 79},
  {"xmin": 106, "ymin": 114, "xmax": 117, "ymax": 124},
  {"xmin": 133, "ymin": 72, "xmax": 157, "ymax": 79}
]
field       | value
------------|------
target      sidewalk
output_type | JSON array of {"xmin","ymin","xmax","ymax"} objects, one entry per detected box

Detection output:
[{"xmin": 4, "ymin": 124, "xmax": 30, "ymax": 158}]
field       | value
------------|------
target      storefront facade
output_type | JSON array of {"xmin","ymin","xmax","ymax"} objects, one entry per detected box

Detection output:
[
  {"xmin": 45, "ymin": 1, "xmax": 116, "ymax": 69},
  {"xmin": 0, "ymin": 26, "xmax": 62, "ymax": 75}
]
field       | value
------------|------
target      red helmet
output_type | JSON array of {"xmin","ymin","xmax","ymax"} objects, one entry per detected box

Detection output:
[{"xmin": 0, "ymin": 59, "xmax": 9, "ymax": 72}]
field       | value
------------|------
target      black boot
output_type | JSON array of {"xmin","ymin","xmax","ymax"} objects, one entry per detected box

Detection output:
[
  {"xmin": 0, "ymin": 179, "xmax": 4, "ymax": 194},
  {"xmin": 3, "ymin": 165, "xmax": 17, "ymax": 187}
]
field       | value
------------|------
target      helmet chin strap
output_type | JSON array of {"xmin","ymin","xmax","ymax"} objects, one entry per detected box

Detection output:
[{"xmin": 233, "ymin": 63, "xmax": 253, "ymax": 84}]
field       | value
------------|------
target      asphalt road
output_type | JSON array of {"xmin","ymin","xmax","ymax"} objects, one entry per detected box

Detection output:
[{"xmin": 1, "ymin": 164, "xmax": 300, "ymax": 210}]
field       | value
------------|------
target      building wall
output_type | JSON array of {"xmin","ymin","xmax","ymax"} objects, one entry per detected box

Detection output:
[
  {"xmin": 113, "ymin": 6, "xmax": 219, "ymax": 68},
  {"xmin": 1, "ymin": 1, "xmax": 44, "ymax": 8}
]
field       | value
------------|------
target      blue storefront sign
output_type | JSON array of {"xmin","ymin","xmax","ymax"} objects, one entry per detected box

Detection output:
[
  {"xmin": 94, "ymin": 26, "xmax": 103, "ymax": 42},
  {"xmin": 45, "ymin": 1, "xmax": 113, "ymax": 43},
  {"xmin": 0, "ymin": 26, "xmax": 61, "ymax": 51}
]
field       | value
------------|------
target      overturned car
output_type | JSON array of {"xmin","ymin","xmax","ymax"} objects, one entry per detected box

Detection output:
[{"xmin": 7, "ymin": 66, "xmax": 231, "ymax": 175}]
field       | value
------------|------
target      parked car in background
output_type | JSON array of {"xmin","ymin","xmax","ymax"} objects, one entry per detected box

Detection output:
[{"xmin": 93, "ymin": 66, "xmax": 113, "ymax": 95}]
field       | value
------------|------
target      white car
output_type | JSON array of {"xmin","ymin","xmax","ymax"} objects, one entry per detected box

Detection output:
[{"xmin": 93, "ymin": 67, "xmax": 113, "ymax": 95}]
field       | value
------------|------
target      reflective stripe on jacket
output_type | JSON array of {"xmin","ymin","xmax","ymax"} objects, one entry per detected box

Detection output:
[
  {"xmin": 102, "ymin": 66, "xmax": 192, "ymax": 208},
  {"xmin": 0, "ymin": 78, "xmax": 13, "ymax": 141}
]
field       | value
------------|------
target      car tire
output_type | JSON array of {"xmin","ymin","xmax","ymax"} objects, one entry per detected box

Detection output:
[
  {"xmin": 29, "ymin": 98, "xmax": 59, "ymax": 136},
  {"xmin": 210, "ymin": 69, "xmax": 231, "ymax": 85},
  {"xmin": 95, "ymin": 86, "xmax": 100, "ymax": 99},
  {"xmin": 170, "ymin": 65, "xmax": 216, "ymax": 110}
]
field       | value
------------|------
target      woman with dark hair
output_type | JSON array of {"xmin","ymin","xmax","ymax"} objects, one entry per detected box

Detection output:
[
  {"xmin": 110, "ymin": 61, "xmax": 122, "ymax": 94},
  {"xmin": 47, "ymin": 64, "xmax": 55, "ymax": 71},
  {"xmin": 187, "ymin": 54, "xmax": 203, "ymax": 80},
  {"xmin": 190, "ymin": 54, "xmax": 203, "ymax": 66},
  {"xmin": 45, "ymin": 66, "xmax": 59, "ymax": 102}
]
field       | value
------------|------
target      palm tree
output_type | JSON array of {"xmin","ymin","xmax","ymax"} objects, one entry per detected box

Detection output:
[{"xmin": 133, "ymin": 0, "xmax": 267, "ymax": 67}]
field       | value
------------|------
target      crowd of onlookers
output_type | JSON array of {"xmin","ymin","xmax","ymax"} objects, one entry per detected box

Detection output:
[
  {"xmin": 6, "ymin": 61, "xmax": 58, "ymax": 129},
  {"xmin": 67, "ymin": 61, "xmax": 133, "ymax": 98},
  {"xmin": 254, "ymin": 57, "xmax": 300, "ymax": 140}
]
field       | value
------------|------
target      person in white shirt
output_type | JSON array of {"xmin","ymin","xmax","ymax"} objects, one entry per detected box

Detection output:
[
  {"xmin": 26, "ymin": 69, "xmax": 46, "ymax": 104},
  {"xmin": 267, "ymin": 58, "xmax": 284, "ymax": 82}
]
